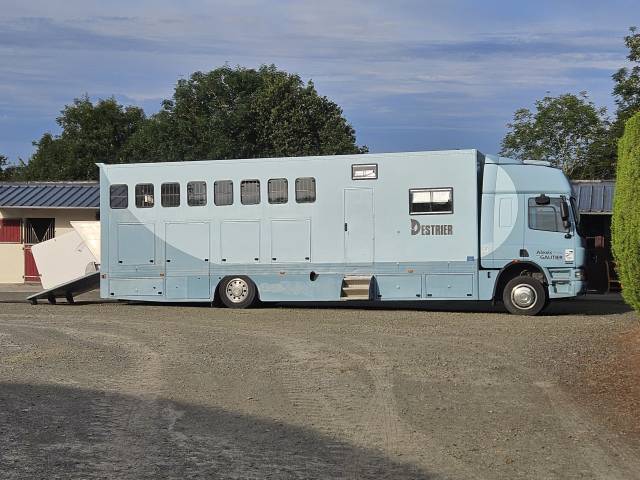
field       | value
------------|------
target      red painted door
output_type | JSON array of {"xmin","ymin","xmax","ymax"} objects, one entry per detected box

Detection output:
[
  {"xmin": 0, "ymin": 219, "xmax": 21, "ymax": 243},
  {"xmin": 24, "ymin": 245, "xmax": 41, "ymax": 283}
]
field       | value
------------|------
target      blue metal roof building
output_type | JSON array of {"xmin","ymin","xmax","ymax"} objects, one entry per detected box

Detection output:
[
  {"xmin": 0, "ymin": 182, "xmax": 100, "ymax": 284},
  {"xmin": 0, "ymin": 182, "xmax": 99, "ymax": 209},
  {"xmin": 571, "ymin": 180, "xmax": 615, "ymax": 215}
]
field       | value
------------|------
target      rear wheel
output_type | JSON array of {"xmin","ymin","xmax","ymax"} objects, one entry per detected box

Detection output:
[
  {"xmin": 503, "ymin": 276, "xmax": 547, "ymax": 316},
  {"xmin": 219, "ymin": 276, "xmax": 258, "ymax": 309}
]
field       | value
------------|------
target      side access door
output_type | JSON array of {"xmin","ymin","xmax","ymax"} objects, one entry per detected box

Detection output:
[{"xmin": 344, "ymin": 188, "xmax": 374, "ymax": 263}]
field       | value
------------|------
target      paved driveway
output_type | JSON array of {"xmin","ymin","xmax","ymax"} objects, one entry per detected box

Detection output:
[{"xmin": 0, "ymin": 290, "xmax": 638, "ymax": 479}]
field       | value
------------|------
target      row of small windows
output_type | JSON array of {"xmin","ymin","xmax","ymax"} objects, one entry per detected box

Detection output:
[{"xmin": 110, "ymin": 178, "xmax": 316, "ymax": 209}]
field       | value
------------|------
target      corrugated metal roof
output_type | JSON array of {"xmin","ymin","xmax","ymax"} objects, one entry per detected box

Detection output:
[
  {"xmin": 571, "ymin": 180, "xmax": 615, "ymax": 214},
  {"xmin": 0, "ymin": 182, "xmax": 99, "ymax": 208}
]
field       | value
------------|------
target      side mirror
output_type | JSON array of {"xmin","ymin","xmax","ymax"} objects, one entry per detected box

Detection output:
[
  {"xmin": 560, "ymin": 200, "xmax": 570, "ymax": 221},
  {"xmin": 560, "ymin": 200, "xmax": 571, "ymax": 230}
]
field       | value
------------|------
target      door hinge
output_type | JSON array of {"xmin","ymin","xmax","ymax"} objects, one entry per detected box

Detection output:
[{"xmin": 344, "ymin": 223, "xmax": 348, "ymax": 232}]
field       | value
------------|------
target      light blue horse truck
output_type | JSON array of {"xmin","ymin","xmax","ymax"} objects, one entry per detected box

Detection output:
[{"xmin": 98, "ymin": 149, "xmax": 586, "ymax": 315}]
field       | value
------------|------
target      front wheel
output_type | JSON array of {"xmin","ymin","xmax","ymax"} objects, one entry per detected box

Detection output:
[
  {"xmin": 503, "ymin": 276, "xmax": 547, "ymax": 316},
  {"xmin": 218, "ymin": 276, "xmax": 258, "ymax": 309}
]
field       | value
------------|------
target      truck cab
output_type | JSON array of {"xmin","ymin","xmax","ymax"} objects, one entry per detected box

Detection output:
[{"xmin": 480, "ymin": 155, "xmax": 586, "ymax": 314}]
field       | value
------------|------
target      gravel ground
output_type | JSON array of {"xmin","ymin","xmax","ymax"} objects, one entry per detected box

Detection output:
[{"xmin": 0, "ymin": 291, "xmax": 639, "ymax": 479}]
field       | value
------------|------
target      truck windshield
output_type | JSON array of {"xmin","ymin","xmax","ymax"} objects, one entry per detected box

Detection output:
[{"xmin": 570, "ymin": 196, "xmax": 582, "ymax": 235}]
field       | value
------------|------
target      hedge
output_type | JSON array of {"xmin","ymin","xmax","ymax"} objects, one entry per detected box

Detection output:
[{"xmin": 612, "ymin": 111, "xmax": 640, "ymax": 312}]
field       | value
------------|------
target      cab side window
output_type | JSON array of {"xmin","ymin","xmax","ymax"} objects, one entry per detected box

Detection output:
[{"xmin": 528, "ymin": 198, "xmax": 568, "ymax": 232}]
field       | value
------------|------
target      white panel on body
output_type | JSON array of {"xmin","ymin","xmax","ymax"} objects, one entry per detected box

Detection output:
[{"xmin": 220, "ymin": 221, "xmax": 260, "ymax": 263}]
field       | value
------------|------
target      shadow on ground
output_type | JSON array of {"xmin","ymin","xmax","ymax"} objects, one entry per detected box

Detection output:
[
  {"xmin": 0, "ymin": 383, "xmax": 431, "ymax": 480},
  {"xmin": 269, "ymin": 295, "xmax": 632, "ymax": 317}
]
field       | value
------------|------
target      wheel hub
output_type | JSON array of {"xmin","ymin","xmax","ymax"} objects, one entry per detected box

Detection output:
[
  {"xmin": 511, "ymin": 284, "xmax": 537, "ymax": 309},
  {"xmin": 226, "ymin": 279, "xmax": 248, "ymax": 303}
]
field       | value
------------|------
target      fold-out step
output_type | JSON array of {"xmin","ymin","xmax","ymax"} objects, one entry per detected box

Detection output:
[{"xmin": 341, "ymin": 275, "xmax": 373, "ymax": 300}]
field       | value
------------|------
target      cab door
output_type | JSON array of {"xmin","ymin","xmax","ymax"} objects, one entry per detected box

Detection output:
[{"xmin": 524, "ymin": 196, "xmax": 575, "ymax": 268}]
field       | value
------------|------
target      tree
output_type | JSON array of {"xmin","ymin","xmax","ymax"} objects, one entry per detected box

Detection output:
[
  {"xmin": 25, "ymin": 96, "xmax": 146, "ymax": 180},
  {"xmin": 612, "ymin": 27, "xmax": 640, "ymax": 137},
  {"xmin": 0, "ymin": 154, "xmax": 25, "ymax": 181},
  {"xmin": 611, "ymin": 111, "xmax": 640, "ymax": 312},
  {"xmin": 120, "ymin": 65, "xmax": 366, "ymax": 163},
  {"xmin": 500, "ymin": 92, "xmax": 612, "ymax": 178},
  {"xmin": 0, "ymin": 154, "xmax": 8, "ymax": 180},
  {"xmin": 21, "ymin": 65, "xmax": 364, "ymax": 179}
]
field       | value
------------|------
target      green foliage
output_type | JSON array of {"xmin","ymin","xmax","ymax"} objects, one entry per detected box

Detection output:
[
  {"xmin": 611, "ymin": 112, "xmax": 640, "ymax": 312},
  {"xmin": 612, "ymin": 27, "xmax": 640, "ymax": 136},
  {"xmin": 0, "ymin": 154, "xmax": 25, "ymax": 181},
  {"xmin": 23, "ymin": 65, "xmax": 365, "ymax": 180},
  {"xmin": 0, "ymin": 154, "xmax": 8, "ymax": 180},
  {"xmin": 500, "ymin": 92, "xmax": 612, "ymax": 178},
  {"xmin": 24, "ymin": 96, "xmax": 146, "ymax": 180},
  {"xmin": 120, "ymin": 65, "xmax": 366, "ymax": 163}
]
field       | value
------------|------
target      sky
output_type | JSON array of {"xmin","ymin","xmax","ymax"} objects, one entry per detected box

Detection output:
[{"xmin": 0, "ymin": 0, "xmax": 635, "ymax": 163}]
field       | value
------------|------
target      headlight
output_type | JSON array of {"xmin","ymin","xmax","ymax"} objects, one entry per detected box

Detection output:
[{"xmin": 575, "ymin": 269, "xmax": 586, "ymax": 280}]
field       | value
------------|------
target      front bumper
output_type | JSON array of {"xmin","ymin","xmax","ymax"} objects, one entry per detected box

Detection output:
[{"xmin": 547, "ymin": 268, "xmax": 587, "ymax": 298}]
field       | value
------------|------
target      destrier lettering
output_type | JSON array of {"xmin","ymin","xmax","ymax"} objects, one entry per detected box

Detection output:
[{"xmin": 411, "ymin": 219, "xmax": 453, "ymax": 236}]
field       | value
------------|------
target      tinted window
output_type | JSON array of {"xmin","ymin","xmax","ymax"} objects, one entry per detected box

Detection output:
[
  {"xmin": 528, "ymin": 198, "xmax": 568, "ymax": 232},
  {"xmin": 214, "ymin": 180, "xmax": 233, "ymax": 206},
  {"xmin": 110, "ymin": 184, "xmax": 128, "ymax": 209},
  {"xmin": 135, "ymin": 183, "xmax": 154, "ymax": 208},
  {"xmin": 295, "ymin": 177, "xmax": 316, "ymax": 203},
  {"xmin": 187, "ymin": 181, "xmax": 207, "ymax": 206},
  {"xmin": 268, "ymin": 178, "xmax": 288, "ymax": 204},
  {"xmin": 161, "ymin": 183, "xmax": 180, "ymax": 207},
  {"xmin": 409, "ymin": 188, "xmax": 453, "ymax": 214},
  {"xmin": 241, "ymin": 180, "xmax": 260, "ymax": 205}
]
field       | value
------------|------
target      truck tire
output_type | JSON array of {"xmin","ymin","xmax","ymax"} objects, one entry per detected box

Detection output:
[
  {"xmin": 502, "ymin": 276, "xmax": 547, "ymax": 316},
  {"xmin": 218, "ymin": 276, "xmax": 258, "ymax": 309}
]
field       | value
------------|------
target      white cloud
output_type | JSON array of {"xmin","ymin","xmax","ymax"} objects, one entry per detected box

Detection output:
[{"xmin": 0, "ymin": 0, "xmax": 633, "ymax": 159}]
